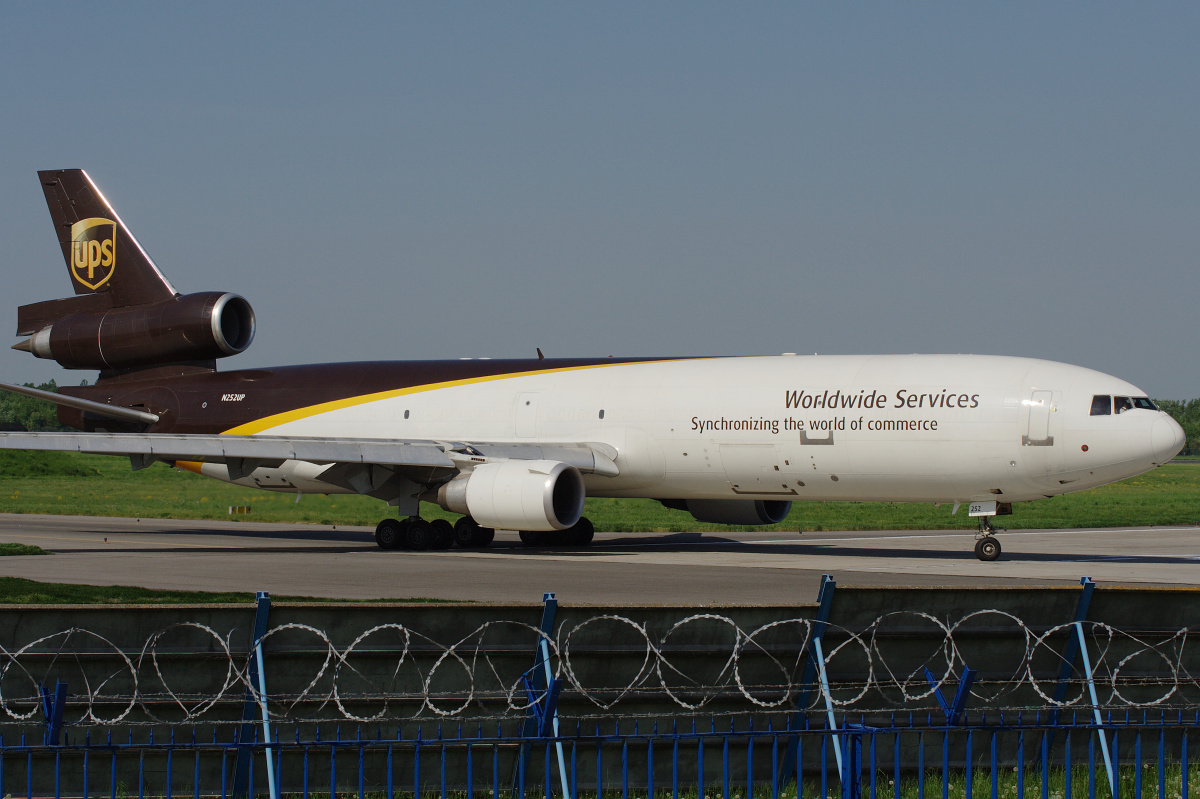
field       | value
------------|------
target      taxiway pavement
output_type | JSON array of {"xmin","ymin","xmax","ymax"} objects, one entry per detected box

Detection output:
[{"xmin": 0, "ymin": 514, "xmax": 1195, "ymax": 603}]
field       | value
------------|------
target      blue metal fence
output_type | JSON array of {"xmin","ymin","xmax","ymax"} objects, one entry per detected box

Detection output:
[{"xmin": 2, "ymin": 710, "xmax": 1196, "ymax": 799}]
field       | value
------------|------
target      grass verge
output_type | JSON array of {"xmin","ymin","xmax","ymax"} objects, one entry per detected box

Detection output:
[
  {"xmin": 0, "ymin": 576, "xmax": 464, "ymax": 604},
  {"xmin": 0, "ymin": 542, "xmax": 47, "ymax": 556},
  {"xmin": 0, "ymin": 452, "xmax": 1196, "ymax": 532}
]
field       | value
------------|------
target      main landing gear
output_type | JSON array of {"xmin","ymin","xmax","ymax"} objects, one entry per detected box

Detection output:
[
  {"xmin": 374, "ymin": 517, "xmax": 459, "ymax": 551},
  {"xmin": 973, "ymin": 516, "xmax": 1003, "ymax": 562},
  {"xmin": 374, "ymin": 516, "xmax": 596, "ymax": 550},
  {"xmin": 453, "ymin": 516, "xmax": 495, "ymax": 548},
  {"xmin": 518, "ymin": 517, "xmax": 595, "ymax": 548}
]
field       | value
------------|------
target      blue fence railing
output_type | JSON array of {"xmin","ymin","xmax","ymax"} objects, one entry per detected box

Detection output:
[{"xmin": 1, "ymin": 710, "xmax": 1197, "ymax": 799}]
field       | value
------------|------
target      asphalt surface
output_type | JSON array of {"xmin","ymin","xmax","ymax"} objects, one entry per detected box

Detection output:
[{"xmin": 0, "ymin": 514, "xmax": 1196, "ymax": 603}]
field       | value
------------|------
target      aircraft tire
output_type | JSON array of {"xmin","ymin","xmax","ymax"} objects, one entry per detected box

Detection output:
[
  {"xmin": 519, "ymin": 530, "xmax": 548, "ymax": 547},
  {"xmin": 566, "ymin": 517, "xmax": 595, "ymax": 546},
  {"xmin": 404, "ymin": 519, "xmax": 436, "ymax": 551},
  {"xmin": 453, "ymin": 517, "xmax": 494, "ymax": 548},
  {"xmin": 430, "ymin": 519, "xmax": 454, "ymax": 550},
  {"xmin": 974, "ymin": 536, "xmax": 1001, "ymax": 562},
  {"xmin": 375, "ymin": 518, "xmax": 404, "ymax": 550}
]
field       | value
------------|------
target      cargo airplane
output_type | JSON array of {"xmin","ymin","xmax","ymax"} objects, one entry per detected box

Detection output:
[{"xmin": 1, "ymin": 170, "xmax": 1186, "ymax": 560}]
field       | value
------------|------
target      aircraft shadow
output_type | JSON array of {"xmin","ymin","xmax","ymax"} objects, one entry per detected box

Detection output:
[
  {"xmin": 511, "ymin": 535, "xmax": 1197, "ymax": 566},
  {"xmin": 27, "ymin": 527, "xmax": 1195, "ymax": 566}
]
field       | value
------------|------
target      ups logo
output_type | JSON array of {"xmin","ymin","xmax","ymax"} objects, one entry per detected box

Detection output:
[{"xmin": 70, "ymin": 217, "xmax": 116, "ymax": 290}]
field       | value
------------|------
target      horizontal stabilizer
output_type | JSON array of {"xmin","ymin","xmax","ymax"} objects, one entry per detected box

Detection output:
[{"xmin": 0, "ymin": 381, "xmax": 159, "ymax": 425}]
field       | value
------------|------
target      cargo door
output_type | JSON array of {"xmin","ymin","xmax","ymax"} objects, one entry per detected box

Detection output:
[{"xmin": 1023, "ymin": 390, "xmax": 1054, "ymax": 446}]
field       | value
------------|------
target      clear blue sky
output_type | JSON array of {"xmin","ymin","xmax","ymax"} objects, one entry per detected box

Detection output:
[{"xmin": 2, "ymin": 4, "xmax": 1197, "ymax": 397}]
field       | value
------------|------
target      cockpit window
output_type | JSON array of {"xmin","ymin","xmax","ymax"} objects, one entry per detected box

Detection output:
[{"xmin": 1092, "ymin": 395, "xmax": 1156, "ymax": 416}]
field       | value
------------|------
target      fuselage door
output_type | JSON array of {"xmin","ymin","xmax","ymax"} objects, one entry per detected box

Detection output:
[{"xmin": 1023, "ymin": 390, "xmax": 1054, "ymax": 447}]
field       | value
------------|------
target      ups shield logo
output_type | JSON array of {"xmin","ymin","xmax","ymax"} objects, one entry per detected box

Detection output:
[{"xmin": 70, "ymin": 217, "xmax": 117, "ymax": 290}]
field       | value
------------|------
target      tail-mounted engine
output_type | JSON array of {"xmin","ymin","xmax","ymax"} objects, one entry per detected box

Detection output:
[{"xmin": 15, "ymin": 292, "xmax": 255, "ymax": 371}]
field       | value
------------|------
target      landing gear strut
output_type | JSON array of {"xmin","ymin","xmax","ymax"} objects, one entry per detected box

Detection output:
[{"xmin": 973, "ymin": 515, "xmax": 1003, "ymax": 562}]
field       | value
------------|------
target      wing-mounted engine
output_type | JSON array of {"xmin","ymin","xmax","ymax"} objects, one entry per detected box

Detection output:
[
  {"xmin": 433, "ymin": 459, "xmax": 586, "ymax": 532},
  {"xmin": 14, "ymin": 291, "xmax": 255, "ymax": 371}
]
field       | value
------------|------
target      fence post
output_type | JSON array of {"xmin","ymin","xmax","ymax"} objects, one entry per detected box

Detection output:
[
  {"xmin": 839, "ymin": 724, "xmax": 866, "ymax": 799},
  {"xmin": 514, "ymin": 592, "xmax": 570, "ymax": 799},
  {"xmin": 233, "ymin": 591, "xmax": 273, "ymax": 799},
  {"xmin": 40, "ymin": 680, "xmax": 67, "ymax": 746},
  {"xmin": 923, "ymin": 665, "xmax": 977, "ymax": 726},
  {"xmin": 1075, "ymin": 621, "xmax": 1116, "ymax": 798},
  {"xmin": 1049, "ymin": 577, "xmax": 1096, "ymax": 725},
  {"xmin": 778, "ymin": 574, "xmax": 836, "ymax": 785}
]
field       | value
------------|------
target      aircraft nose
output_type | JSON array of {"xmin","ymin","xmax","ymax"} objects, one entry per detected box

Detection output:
[{"xmin": 1152, "ymin": 414, "xmax": 1186, "ymax": 464}]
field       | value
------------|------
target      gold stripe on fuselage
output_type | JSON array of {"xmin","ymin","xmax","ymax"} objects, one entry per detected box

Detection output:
[{"xmin": 221, "ymin": 359, "xmax": 682, "ymax": 436}]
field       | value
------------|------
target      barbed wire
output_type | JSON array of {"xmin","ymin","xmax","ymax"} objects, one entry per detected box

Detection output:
[{"xmin": 0, "ymin": 611, "xmax": 1194, "ymax": 726}]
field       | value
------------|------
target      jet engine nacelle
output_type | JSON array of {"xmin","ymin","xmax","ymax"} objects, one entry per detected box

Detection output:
[
  {"xmin": 435, "ymin": 460, "xmax": 586, "ymax": 531},
  {"xmin": 21, "ymin": 292, "xmax": 255, "ymax": 370},
  {"xmin": 664, "ymin": 498, "xmax": 793, "ymax": 525}
]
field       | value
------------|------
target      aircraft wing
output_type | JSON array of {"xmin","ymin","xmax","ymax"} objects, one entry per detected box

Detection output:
[{"xmin": 0, "ymin": 432, "xmax": 620, "ymax": 479}]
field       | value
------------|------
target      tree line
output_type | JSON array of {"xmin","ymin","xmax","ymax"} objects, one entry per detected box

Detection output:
[
  {"xmin": 1, "ymin": 380, "xmax": 1198, "ymax": 456},
  {"xmin": 0, "ymin": 381, "xmax": 73, "ymax": 432}
]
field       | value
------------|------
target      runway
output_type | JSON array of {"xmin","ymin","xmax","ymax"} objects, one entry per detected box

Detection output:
[{"xmin": 0, "ymin": 513, "xmax": 1196, "ymax": 603}]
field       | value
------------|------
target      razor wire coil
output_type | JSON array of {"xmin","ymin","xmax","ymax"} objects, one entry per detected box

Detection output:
[{"xmin": 0, "ymin": 612, "xmax": 1195, "ymax": 726}]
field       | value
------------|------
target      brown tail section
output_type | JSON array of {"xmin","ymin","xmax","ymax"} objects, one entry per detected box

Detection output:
[
  {"xmin": 14, "ymin": 170, "xmax": 254, "ymax": 378},
  {"xmin": 40, "ymin": 169, "xmax": 178, "ymax": 303}
]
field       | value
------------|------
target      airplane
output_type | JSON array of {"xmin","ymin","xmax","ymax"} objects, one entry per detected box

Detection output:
[{"xmin": 0, "ymin": 170, "xmax": 1186, "ymax": 561}]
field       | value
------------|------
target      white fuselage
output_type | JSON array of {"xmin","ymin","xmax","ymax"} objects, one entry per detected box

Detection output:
[{"xmin": 200, "ymin": 354, "xmax": 1184, "ymax": 506}]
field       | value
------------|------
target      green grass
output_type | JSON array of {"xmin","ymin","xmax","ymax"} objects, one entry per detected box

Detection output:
[
  {"xmin": 0, "ymin": 575, "xmax": 463, "ymax": 604},
  {"xmin": 0, "ymin": 448, "xmax": 99, "ymax": 478},
  {"xmin": 278, "ymin": 761, "xmax": 1199, "ymax": 799},
  {"xmin": 0, "ymin": 542, "xmax": 47, "ymax": 556},
  {"xmin": 0, "ymin": 451, "xmax": 1197, "ymax": 533}
]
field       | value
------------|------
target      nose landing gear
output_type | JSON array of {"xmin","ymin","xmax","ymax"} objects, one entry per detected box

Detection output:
[
  {"xmin": 973, "ymin": 515, "xmax": 1003, "ymax": 561},
  {"xmin": 974, "ymin": 534, "xmax": 1001, "ymax": 561}
]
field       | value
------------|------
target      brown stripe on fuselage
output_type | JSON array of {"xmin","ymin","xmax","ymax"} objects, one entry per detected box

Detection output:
[{"xmin": 57, "ymin": 357, "xmax": 690, "ymax": 435}]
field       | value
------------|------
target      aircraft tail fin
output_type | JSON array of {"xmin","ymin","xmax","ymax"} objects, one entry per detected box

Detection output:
[{"xmin": 36, "ymin": 169, "xmax": 178, "ymax": 307}]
